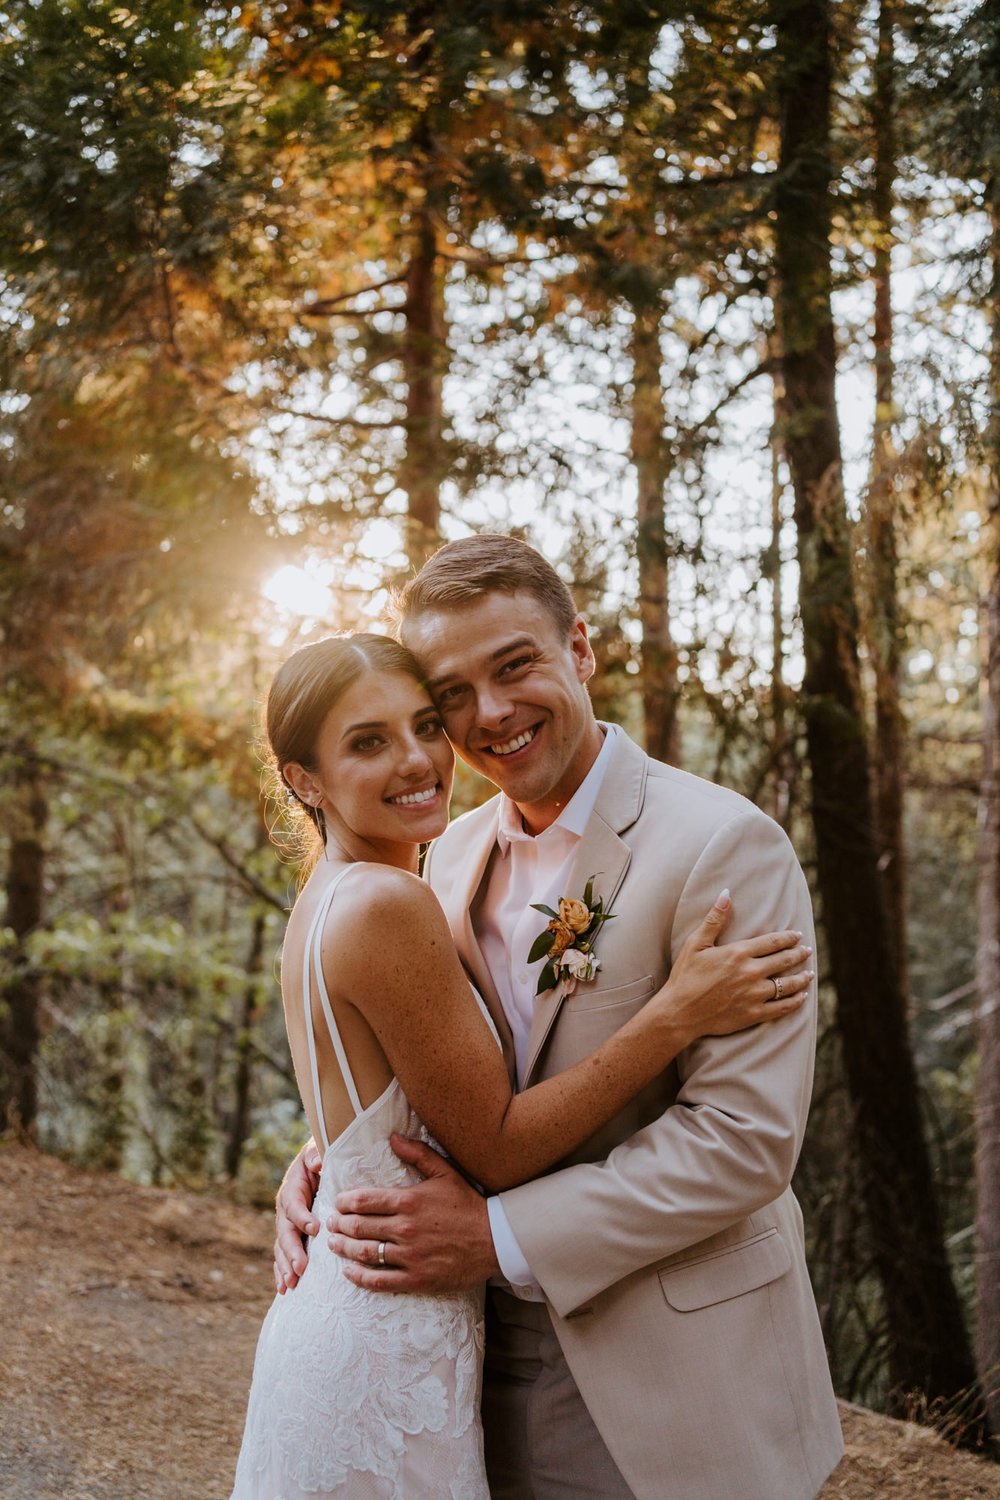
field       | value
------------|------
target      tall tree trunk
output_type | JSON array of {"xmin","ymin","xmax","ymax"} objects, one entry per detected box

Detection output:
[
  {"xmin": 89, "ymin": 1002, "xmax": 126, "ymax": 1173},
  {"xmin": 628, "ymin": 298, "xmax": 681, "ymax": 764},
  {"xmin": 774, "ymin": 0, "xmax": 982, "ymax": 1428},
  {"xmin": 2, "ymin": 748, "xmax": 47, "ymax": 1137},
  {"xmin": 865, "ymin": 0, "xmax": 909, "ymax": 997},
  {"xmin": 402, "ymin": 206, "xmax": 445, "ymax": 568},
  {"xmin": 975, "ymin": 196, "xmax": 1000, "ymax": 1443},
  {"xmin": 768, "ymin": 355, "xmax": 795, "ymax": 827},
  {"xmin": 225, "ymin": 909, "xmax": 266, "ymax": 1181}
]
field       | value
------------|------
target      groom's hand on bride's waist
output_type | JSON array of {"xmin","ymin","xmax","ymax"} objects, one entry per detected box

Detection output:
[
  {"xmin": 273, "ymin": 1142, "xmax": 323, "ymax": 1293},
  {"xmin": 328, "ymin": 1134, "xmax": 500, "ymax": 1294}
]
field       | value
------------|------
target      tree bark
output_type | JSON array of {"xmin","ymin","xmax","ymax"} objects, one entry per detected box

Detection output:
[
  {"xmin": 773, "ymin": 0, "xmax": 983, "ymax": 1428},
  {"xmin": 768, "ymin": 355, "xmax": 795, "ymax": 827},
  {"xmin": 2, "ymin": 748, "xmax": 47, "ymax": 1137},
  {"xmin": 864, "ymin": 0, "xmax": 909, "ymax": 998},
  {"xmin": 975, "ymin": 197, "xmax": 1000, "ymax": 1442},
  {"xmin": 628, "ymin": 298, "xmax": 681, "ymax": 764},
  {"xmin": 402, "ymin": 206, "xmax": 445, "ymax": 568},
  {"xmin": 225, "ymin": 909, "xmax": 266, "ymax": 1181}
]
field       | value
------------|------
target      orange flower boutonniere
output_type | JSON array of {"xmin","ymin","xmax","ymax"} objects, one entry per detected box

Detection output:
[{"xmin": 527, "ymin": 876, "xmax": 615, "ymax": 995}]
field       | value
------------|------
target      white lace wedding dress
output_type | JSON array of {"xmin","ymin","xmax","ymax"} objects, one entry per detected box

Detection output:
[{"xmin": 230, "ymin": 865, "xmax": 489, "ymax": 1499}]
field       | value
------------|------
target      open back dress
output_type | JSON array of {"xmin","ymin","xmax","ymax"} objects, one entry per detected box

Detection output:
[{"xmin": 230, "ymin": 863, "xmax": 489, "ymax": 1500}]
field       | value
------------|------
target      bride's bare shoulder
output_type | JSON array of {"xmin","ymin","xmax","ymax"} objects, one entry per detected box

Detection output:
[
  {"xmin": 321, "ymin": 867, "xmax": 452, "ymax": 1000},
  {"xmin": 326, "ymin": 863, "xmax": 442, "ymax": 934}
]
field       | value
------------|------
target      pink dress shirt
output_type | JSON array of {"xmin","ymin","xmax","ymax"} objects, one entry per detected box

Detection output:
[{"xmin": 480, "ymin": 725, "xmax": 619, "ymax": 1295}]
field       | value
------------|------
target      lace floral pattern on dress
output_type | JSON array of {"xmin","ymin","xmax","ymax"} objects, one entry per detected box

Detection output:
[{"xmin": 230, "ymin": 1083, "xmax": 488, "ymax": 1500}]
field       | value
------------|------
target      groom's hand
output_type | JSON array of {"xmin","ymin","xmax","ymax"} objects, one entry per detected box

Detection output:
[
  {"xmin": 273, "ymin": 1143, "xmax": 323, "ymax": 1293},
  {"xmin": 328, "ymin": 1134, "xmax": 500, "ymax": 1293}
]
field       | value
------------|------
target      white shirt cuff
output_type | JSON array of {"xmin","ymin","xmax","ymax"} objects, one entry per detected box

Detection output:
[{"xmin": 487, "ymin": 1196, "xmax": 543, "ymax": 1295}]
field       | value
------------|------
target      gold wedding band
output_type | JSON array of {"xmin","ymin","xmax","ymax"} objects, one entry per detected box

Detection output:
[
  {"xmin": 772, "ymin": 976, "xmax": 783, "ymax": 1000},
  {"xmin": 377, "ymin": 1240, "xmax": 387, "ymax": 1267}
]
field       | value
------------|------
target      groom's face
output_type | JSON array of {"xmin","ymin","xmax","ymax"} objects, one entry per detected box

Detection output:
[{"xmin": 403, "ymin": 590, "xmax": 602, "ymax": 832}]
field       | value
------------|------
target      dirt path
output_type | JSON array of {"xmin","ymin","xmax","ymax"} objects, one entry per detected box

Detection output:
[{"xmin": 1, "ymin": 1142, "xmax": 997, "ymax": 1499}]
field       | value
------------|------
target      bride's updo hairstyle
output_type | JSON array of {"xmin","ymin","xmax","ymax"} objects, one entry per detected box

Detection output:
[{"xmin": 264, "ymin": 632, "xmax": 425, "ymax": 871}]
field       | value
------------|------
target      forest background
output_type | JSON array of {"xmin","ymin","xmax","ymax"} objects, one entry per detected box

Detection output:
[{"xmin": 0, "ymin": 0, "xmax": 997, "ymax": 1460}]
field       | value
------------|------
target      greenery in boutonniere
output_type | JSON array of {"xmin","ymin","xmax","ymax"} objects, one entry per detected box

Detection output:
[{"xmin": 527, "ymin": 875, "xmax": 615, "ymax": 995}]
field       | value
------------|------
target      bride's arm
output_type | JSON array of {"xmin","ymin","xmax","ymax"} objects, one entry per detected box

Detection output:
[{"xmin": 334, "ymin": 869, "xmax": 811, "ymax": 1192}]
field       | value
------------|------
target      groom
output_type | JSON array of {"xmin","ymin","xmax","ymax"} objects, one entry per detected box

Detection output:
[{"xmin": 275, "ymin": 535, "xmax": 843, "ymax": 1499}]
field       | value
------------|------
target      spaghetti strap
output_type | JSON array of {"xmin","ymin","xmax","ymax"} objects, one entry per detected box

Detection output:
[{"xmin": 300, "ymin": 864, "xmax": 363, "ymax": 1151}]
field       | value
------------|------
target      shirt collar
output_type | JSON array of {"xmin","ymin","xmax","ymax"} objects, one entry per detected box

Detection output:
[{"xmin": 495, "ymin": 723, "xmax": 619, "ymax": 854}]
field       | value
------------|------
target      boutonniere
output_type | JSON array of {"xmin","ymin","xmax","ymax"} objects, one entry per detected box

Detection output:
[{"xmin": 527, "ymin": 875, "xmax": 615, "ymax": 995}]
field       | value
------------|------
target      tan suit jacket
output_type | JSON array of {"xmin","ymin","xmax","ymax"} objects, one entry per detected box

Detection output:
[{"xmin": 424, "ymin": 730, "xmax": 843, "ymax": 1500}]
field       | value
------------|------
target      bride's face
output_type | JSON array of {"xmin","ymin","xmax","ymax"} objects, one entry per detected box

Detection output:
[{"xmin": 298, "ymin": 669, "xmax": 454, "ymax": 855}]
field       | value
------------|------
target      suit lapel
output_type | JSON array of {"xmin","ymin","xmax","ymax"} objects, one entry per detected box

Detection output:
[
  {"xmin": 431, "ymin": 807, "xmax": 516, "ymax": 1076},
  {"xmin": 520, "ymin": 731, "xmax": 648, "ymax": 1087}
]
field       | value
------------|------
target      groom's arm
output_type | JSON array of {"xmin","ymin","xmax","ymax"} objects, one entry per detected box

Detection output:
[
  {"xmin": 274, "ymin": 1123, "xmax": 502, "ymax": 1295},
  {"xmin": 325, "ymin": 1133, "xmax": 501, "ymax": 1291},
  {"xmin": 498, "ymin": 808, "xmax": 818, "ymax": 1317}
]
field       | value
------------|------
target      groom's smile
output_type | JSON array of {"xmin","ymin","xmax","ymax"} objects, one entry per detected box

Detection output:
[
  {"xmin": 488, "ymin": 727, "xmax": 537, "ymax": 757},
  {"xmin": 402, "ymin": 590, "xmax": 605, "ymax": 834}
]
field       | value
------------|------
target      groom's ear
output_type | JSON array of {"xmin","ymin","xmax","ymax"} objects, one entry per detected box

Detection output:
[{"xmin": 569, "ymin": 616, "xmax": 596, "ymax": 684}]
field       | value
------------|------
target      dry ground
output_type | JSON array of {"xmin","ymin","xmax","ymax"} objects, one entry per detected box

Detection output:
[{"xmin": 1, "ymin": 1142, "xmax": 997, "ymax": 1500}]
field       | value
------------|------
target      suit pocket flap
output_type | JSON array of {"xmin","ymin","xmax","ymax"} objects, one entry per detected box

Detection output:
[
  {"xmin": 658, "ymin": 1229, "xmax": 791, "ymax": 1312},
  {"xmin": 562, "ymin": 974, "xmax": 655, "ymax": 1014}
]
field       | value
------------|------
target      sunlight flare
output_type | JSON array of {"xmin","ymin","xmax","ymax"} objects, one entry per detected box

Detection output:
[{"xmin": 261, "ymin": 563, "xmax": 335, "ymax": 619}]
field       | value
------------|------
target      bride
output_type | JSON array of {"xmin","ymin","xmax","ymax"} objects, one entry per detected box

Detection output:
[{"xmin": 230, "ymin": 632, "xmax": 812, "ymax": 1500}]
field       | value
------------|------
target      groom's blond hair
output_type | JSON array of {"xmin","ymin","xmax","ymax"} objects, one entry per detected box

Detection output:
[{"xmin": 394, "ymin": 535, "xmax": 577, "ymax": 639}]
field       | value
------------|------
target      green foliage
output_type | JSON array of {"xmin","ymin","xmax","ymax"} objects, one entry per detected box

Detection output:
[
  {"xmin": 0, "ymin": 0, "xmax": 283, "ymax": 355},
  {"xmin": 28, "ymin": 912, "xmax": 250, "ymax": 993}
]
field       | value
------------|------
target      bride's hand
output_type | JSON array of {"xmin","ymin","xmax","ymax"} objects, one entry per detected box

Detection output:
[{"xmin": 659, "ymin": 890, "xmax": 814, "ymax": 1045}]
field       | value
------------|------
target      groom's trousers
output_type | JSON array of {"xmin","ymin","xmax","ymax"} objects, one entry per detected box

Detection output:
[{"xmin": 482, "ymin": 1288, "xmax": 635, "ymax": 1500}]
